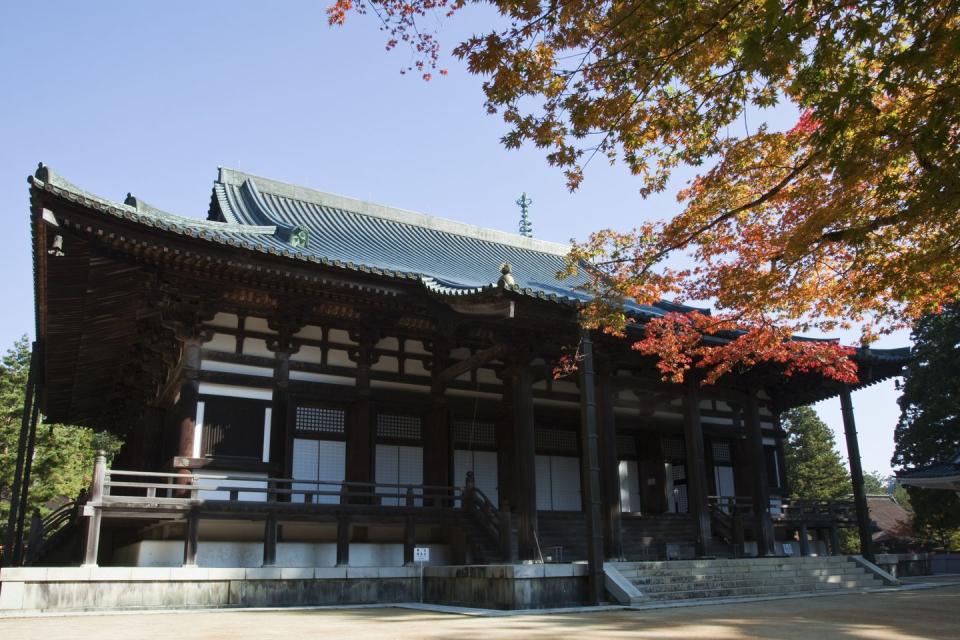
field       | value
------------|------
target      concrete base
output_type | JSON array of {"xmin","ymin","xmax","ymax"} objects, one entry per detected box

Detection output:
[{"xmin": 0, "ymin": 563, "xmax": 592, "ymax": 613}]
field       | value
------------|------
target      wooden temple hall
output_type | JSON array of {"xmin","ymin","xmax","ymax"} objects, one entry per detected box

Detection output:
[{"xmin": 2, "ymin": 163, "xmax": 910, "ymax": 608}]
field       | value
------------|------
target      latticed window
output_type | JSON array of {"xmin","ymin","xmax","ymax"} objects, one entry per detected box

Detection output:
[
  {"xmin": 452, "ymin": 420, "xmax": 496, "ymax": 448},
  {"xmin": 711, "ymin": 440, "xmax": 732, "ymax": 464},
  {"xmin": 616, "ymin": 436, "xmax": 637, "ymax": 458},
  {"xmin": 295, "ymin": 406, "xmax": 345, "ymax": 435},
  {"xmin": 376, "ymin": 413, "xmax": 422, "ymax": 441},
  {"xmin": 535, "ymin": 428, "xmax": 578, "ymax": 453},
  {"xmin": 662, "ymin": 437, "xmax": 686, "ymax": 461}
]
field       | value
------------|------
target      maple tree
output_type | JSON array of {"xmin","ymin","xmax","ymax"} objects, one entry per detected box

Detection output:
[{"xmin": 331, "ymin": 1, "xmax": 959, "ymax": 384}]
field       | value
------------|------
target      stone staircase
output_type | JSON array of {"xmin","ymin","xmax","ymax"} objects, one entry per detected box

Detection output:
[{"xmin": 612, "ymin": 556, "xmax": 883, "ymax": 603}]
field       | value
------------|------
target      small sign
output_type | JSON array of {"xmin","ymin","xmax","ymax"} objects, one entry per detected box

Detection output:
[
  {"xmin": 782, "ymin": 543, "xmax": 795, "ymax": 556},
  {"xmin": 414, "ymin": 547, "xmax": 430, "ymax": 562}
]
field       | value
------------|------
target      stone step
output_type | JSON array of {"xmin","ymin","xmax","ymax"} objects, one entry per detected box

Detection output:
[
  {"xmin": 633, "ymin": 575, "xmax": 880, "ymax": 594},
  {"xmin": 622, "ymin": 566, "xmax": 863, "ymax": 582},
  {"xmin": 615, "ymin": 556, "xmax": 850, "ymax": 571},
  {"xmin": 643, "ymin": 579, "xmax": 878, "ymax": 601}
]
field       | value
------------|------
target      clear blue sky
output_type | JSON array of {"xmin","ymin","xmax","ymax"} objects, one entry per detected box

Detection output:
[{"xmin": 0, "ymin": 2, "xmax": 906, "ymax": 475}]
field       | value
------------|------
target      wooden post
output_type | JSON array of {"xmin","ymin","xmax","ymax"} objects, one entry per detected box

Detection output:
[
  {"xmin": 829, "ymin": 523, "xmax": 841, "ymax": 556},
  {"xmin": 3, "ymin": 341, "xmax": 38, "ymax": 566},
  {"xmin": 840, "ymin": 386, "xmax": 874, "ymax": 562},
  {"xmin": 798, "ymin": 522, "xmax": 810, "ymax": 557},
  {"xmin": 596, "ymin": 366, "xmax": 623, "ymax": 560},
  {"xmin": 183, "ymin": 508, "xmax": 200, "ymax": 567},
  {"xmin": 682, "ymin": 381, "xmax": 712, "ymax": 557},
  {"xmin": 347, "ymin": 338, "xmax": 375, "ymax": 502},
  {"xmin": 82, "ymin": 451, "xmax": 107, "ymax": 567},
  {"xmin": 424, "ymin": 396, "xmax": 450, "ymax": 507},
  {"xmin": 498, "ymin": 498, "xmax": 515, "ymax": 562},
  {"xmin": 404, "ymin": 488, "xmax": 416, "ymax": 566},
  {"xmin": 336, "ymin": 515, "xmax": 350, "ymax": 566},
  {"xmin": 512, "ymin": 360, "xmax": 539, "ymax": 561},
  {"xmin": 578, "ymin": 329, "xmax": 605, "ymax": 605},
  {"xmin": 744, "ymin": 391, "xmax": 775, "ymax": 556},
  {"xmin": 262, "ymin": 513, "xmax": 278, "ymax": 567}
]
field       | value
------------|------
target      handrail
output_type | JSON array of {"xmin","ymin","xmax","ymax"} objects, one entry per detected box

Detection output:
[
  {"xmin": 99, "ymin": 467, "xmax": 468, "ymax": 508},
  {"xmin": 23, "ymin": 489, "xmax": 87, "ymax": 565}
]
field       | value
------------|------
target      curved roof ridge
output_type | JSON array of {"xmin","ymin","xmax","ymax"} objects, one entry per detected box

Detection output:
[{"xmin": 216, "ymin": 167, "xmax": 573, "ymax": 257}]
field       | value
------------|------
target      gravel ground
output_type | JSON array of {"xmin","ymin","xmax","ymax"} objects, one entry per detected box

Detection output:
[{"xmin": 1, "ymin": 584, "xmax": 958, "ymax": 639}]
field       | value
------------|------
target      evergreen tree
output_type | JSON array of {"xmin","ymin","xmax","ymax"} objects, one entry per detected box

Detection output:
[
  {"xmin": 893, "ymin": 305, "xmax": 960, "ymax": 551},
  {"xmin": 782, "ymin": 406, "xmax": 851, "ymax": 501},
  {"xmin": 1, "ymin": 337, "xmax": 121, "ymax": 543}
]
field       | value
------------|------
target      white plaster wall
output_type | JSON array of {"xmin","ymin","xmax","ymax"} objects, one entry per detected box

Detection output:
[
  {"xmin": 205, "ymin": 333, "xmax": 237, "ymax": 353},
  {"xmin": 109, "ymin": 542, "xmax": 451, "ymax": 568}
]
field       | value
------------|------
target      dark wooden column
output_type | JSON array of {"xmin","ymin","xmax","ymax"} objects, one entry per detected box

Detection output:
[
  {"xmin": 840, "ymin": 385, "xmax": 874, "ymax": 561},
  {"xmin": 496, "ymin": 379, "xmax": 515, "ymax": 513},
  {"xmin": 745, "ymin": 390, "xmax": 775, "ymax": 556},
  {"xmin": 262, "ymin": 513, "xmax": 278, "ymax": 566},
  {"xmin": 682, "ymin": 380, "xmax": 712, "ymax": 557},
  {"xmin": 512, "ymin": 359, "xmax": 539, "ymax": 560},
  {"xmin": 595, "ymin": 365, "xmax": 623, "ymax": 560},
  {"xmin": 425, "ymin": 341, "xmax": 451, "ymax": 504},
  {"xmin": 578, "ymin": 330, "xmax": 605, "ymax": 604},
  {"xmin": 346, "ymin": 330, "xmax": 377, "ymax": 493}
]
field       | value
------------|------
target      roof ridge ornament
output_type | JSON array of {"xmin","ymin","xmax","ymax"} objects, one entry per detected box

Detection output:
[
  {"xmin": 35, "ymin": 162, "xmax": 53, "ymax": 183},
  {"xmin": 498, "ymin": 262, "xmax": 516, "ymax": 287}
]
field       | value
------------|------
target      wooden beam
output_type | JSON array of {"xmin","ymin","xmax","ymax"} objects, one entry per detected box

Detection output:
[{"xmin": 436, "ymin": 344, "xmax": 507, "ymax": 386}]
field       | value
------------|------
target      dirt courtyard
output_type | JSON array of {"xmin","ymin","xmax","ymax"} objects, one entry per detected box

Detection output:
[{"xmin": 1, "ymin": 585, "xmax": 957, "ymax": 640}]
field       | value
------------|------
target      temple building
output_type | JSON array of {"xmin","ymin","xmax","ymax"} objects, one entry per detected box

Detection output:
[{"xmin": 1, "ymin": 164, "xmax": 910, "ymax": 610}]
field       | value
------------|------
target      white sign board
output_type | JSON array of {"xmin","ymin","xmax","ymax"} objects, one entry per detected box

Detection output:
[{"xmin": 414, "ymin": 547, "xmax": 430, "ymax": 562}]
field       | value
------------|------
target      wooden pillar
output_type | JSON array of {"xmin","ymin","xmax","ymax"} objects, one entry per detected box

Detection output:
[
  {"xmin": 183, "ymin": 508, "xmax": 200, "ymax": 567},
  {"xmin": 578, "ymin": 330, "xmax": 605, "ymax": 605},
  {"xmin": 3, "ymin": 341, "xmax": 38, "ymax": 566},
  {"xmin": 682, "ymin": 381, "xmax": 712, "ymax": 557},
  {"xmin": 262, "ymin": 513, "xmax": 278, "ymax": 566},
  {"xmin": 177, "ymin": 337, "xmax": 204, "ymax": 454},
  {"xmin": 840, "ymin": 386, "xmax": 874, "ymax": 562},
  {"xmin": 495, "ymin": 380, "xmax": 515, "ymax": 514},
  {"xmin": 81, "ymin": 451, "xmax": 107, "ymax": 567},
  {"xmin": 347, "ymin": 336, "xmax": 375, "ymax": 495},
  {"xmin": 798, "ymin": 522, "xmax": 810, "ymax": 557},
  {"xmin": 745, "ymin": 391, "xmax": 775, "ymax": 556},
  {"xmin": 596, "ymin": 366, "xmax": 623, "ymax": 560},
  {"xmin": 272, "ymin": 351, "xmax": 291, "ymax": 482},
  {"xmin": 336, "ymin": 515, "xmax": 350, "ymax": 566},
  {"xmin": 512, "ymin": 360, "xmax": 539, "ymax": 561},
  {"xmin": 424, "ymin": 396, "xmax": 450, "ymax": 506},
  {"xmin": 829, "ymin": 523, "xmax": 841, "ymax": 556}
]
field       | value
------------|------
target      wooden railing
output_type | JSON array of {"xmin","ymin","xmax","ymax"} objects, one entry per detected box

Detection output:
[
  {"xmin": 708, "ymin": 495, "xmax": 855, "ymax": 557},
  {"xmin": 101, "ymin": 468, "xmax": 466, "ymax": 508},
  {"xmin": 79, "ymin": 452, "xmax": 512, "ymax": 567},
  {"xmin": 22, "ymin": 490, "xmax": 87, "ymax": 566}
]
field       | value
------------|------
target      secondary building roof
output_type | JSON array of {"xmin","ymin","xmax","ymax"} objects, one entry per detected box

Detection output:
[{"xmin": 898, "ymin": 452, "xmax": 960, "ymax": 491}]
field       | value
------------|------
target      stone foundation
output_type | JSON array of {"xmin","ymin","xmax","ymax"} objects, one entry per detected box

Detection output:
[
  {"xmin": 423, "ymin": 564, "xmax": 590, "ymax": 610},
  {"xmin": 0, "ymin": 563, "xmax": 591, "ymax": 613}
]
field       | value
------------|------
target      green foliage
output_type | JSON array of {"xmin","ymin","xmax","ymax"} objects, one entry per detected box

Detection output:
[
  {"xmin": 862, "ymin": 470, "xmax": 887, "ymax": 495},
  {"xmin": 893, "ymin": 304, "xmax": 960, "ymax": 550},
  {"xmin": 0, "ymin": 337, "xmax": 122, "ymax": 543},
  {"xmin": 782, "ymin": 406, "xmax": 851, "ymax": 501}
]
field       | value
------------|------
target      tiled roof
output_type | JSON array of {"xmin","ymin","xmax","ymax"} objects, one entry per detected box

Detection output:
[
  {"xmin": 208, "ymin": 168, "xmax": 689, "ymax": 315},
  {"xmin": 898, "ymin": 451, "xmax": 960, "ymax": 480},
  {"xmin": 28, "ymin": 163, "xmax": 913, "ymax": 372}
]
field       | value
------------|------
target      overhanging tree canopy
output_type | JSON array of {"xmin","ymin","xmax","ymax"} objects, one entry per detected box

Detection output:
[{"xmin": 332, "ymin": 0, "xmax": 954, "ymax": 383}]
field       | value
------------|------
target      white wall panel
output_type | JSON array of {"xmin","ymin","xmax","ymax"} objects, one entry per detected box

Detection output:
[
  {"xmin": 618, "ymin": 460, "xmax": 642, "ymax": 513},
  {"xmin": 551, "ymin": 456, "xmax": 582, "ymax": 511}
]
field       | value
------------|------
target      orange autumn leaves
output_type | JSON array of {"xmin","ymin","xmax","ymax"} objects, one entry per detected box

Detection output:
[{"xmin": 332, "ymin": 1, "xmax": 960, "ymax": 385}]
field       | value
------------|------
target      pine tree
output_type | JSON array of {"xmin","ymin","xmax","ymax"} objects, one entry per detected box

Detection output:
[
  {"xmin": 782, "ymin": 406, "xmax": 851, "ymax": 501},
  {"xmin": 1, "ymin": 337, "xmax": 121, "ymax": 543},
  {"xmin": 893, "ymin": 305, "xmax": 960, "ymax": 551}
]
